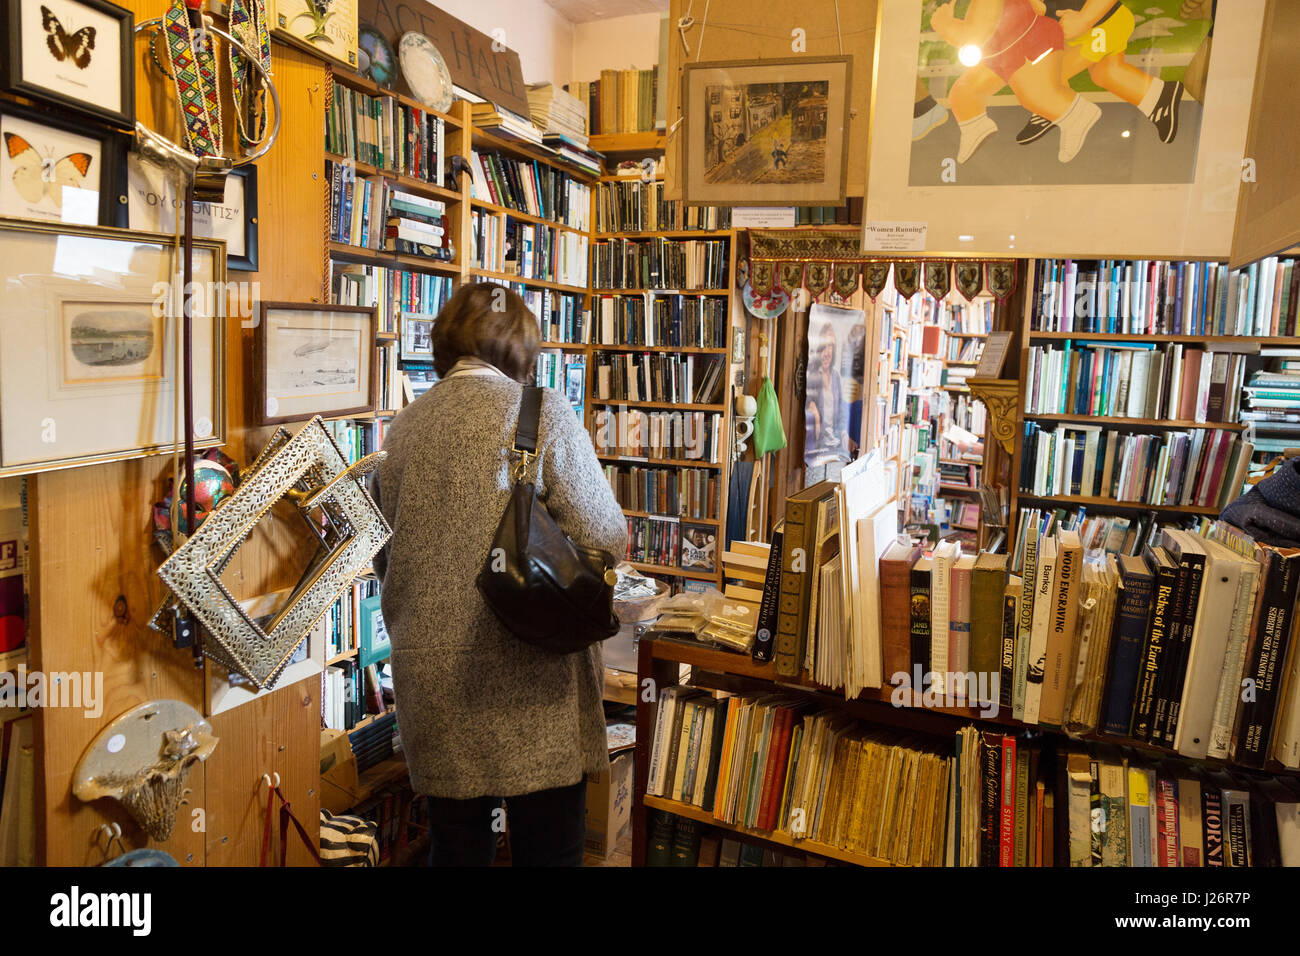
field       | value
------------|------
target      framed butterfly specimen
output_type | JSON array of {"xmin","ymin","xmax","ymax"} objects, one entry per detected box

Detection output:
[
  {"xmin": 1, "ymin": 0, "xmax": 135, "ymax": 129},
  {"xmin": 0, "ymin": 101, "xmax": 127, "ymax": 227}
]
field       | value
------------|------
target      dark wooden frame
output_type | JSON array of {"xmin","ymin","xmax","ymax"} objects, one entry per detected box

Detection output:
[
  {"xmin": 0, "ymin": 98, "xmax": 127, "ymax": 227},
  {"xmin": 128, "ymin": 163, "xmax": 260, "ymax": 271},
  {"xmin": 681, "ymin": 56, "xmax": 852, "ymax": 208},
  {"xmin": 1, "ymin": 0, "xmax": 135, "ymax": 130},
  {"xmin": 253, "ymin": 301, "xmax": 377, "ymax": 426}
]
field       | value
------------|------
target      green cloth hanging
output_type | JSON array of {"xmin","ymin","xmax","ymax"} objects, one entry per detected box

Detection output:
[{"xmin": 753, "ymin": 375, "xmax": 787, "ymax": 456}]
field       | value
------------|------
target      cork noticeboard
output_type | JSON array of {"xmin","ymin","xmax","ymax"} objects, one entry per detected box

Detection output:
[{"xmin": 664, "ymin": 0, "xmax": 877, "ymax": 202}]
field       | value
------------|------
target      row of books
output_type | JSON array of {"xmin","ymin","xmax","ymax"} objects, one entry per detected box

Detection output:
[
  {"xmin": 527, "ymin": 289, "xmax": 586, "ymax": 343},
  {"xmin": 1024, "ymin": 343, "xmax": 1251, "ymax": 423},
  {"xmin": 324, "ymin": 418, "xmax": 385, "ymax": 466},
  {"xmin": 954, "ymin": 728, "xmax": 1052, "ymax": 866},
  {"xmin": 1235, "ymin": 254, "xmax": 1300, "ymax": 337},
  {"xmin": 534, "ymin": 351, "xmax": 585, "ymax": 420},
  {"xmin": 594, "ymin": 179, "xmax": 730, "ymax": 233},
  {"xmin": 949, "ymin": 392, "xmax": 987, "ymax": 435},
  {"xmin": 468, "ymin": 101, "xmax": 542, "ymax": 145},
  {"xmin": 325, "ymin": 80, "xmax": 448, "ymax": 187},
  {"xmin": 350, "ymin": 779, "xmax": 423, "ymax": 865},
  {"xmin": 320, "ymin": 574, "xmax": 380, "ymax": 660},
  {"xmin": 322, "ymin": 659, "xmax": 363, "ymax": 731},
  {"xmin": 592, "ymin": 408, "xmax": 723, "ymax": 463},
  {"xmin": 571, "ymin": 69, "xmax": 659, "ymax": 135},
  {"xmin": 1018, "ymin": 422, "xmax": 1251, "ymax": 510},
  {"xmin": 1031, "ymin": 257, "xmax": 1270, "ymax": 336},
  {"xmin": 507, "ymin": 218, "xmax": 590, "ymax": 287},
  {"xmin": 592, "ymin": 238, "xmax": 729, "ymax": 290},
  {"xmin": 646, "ymin": 689, "xmax": 952, "ymax": 865},
  {"xmin": 1243, "ymin": 365, "xmax": 1300, "ymax": 454},
  {"xmin": 328, "ymin": 163, "xmax": 452, "ymax": 261},
  {"xmin": 626, "ymin": 515, "xmax": 683, "ymax": 568},
  {"xmin": 469, "ymin": 208, "xmax": 500, "ymax": 271},
  {"xmin": 525, "ymin": 83, "xmax": 587, "ymax": 144},
  {"xmin": 376, "ymin": 342, "xmax": 402, "ymax": 412},
  {"xmin": 346, "ymin": 706, "xmax": 397, "ymax": 773},
  {"xmin": 645, "ymin": 812, "xmax": 839, "ymax": 866},
  {"xmin": 943, "ymin": 336, "xmax": 984, "ymax": 363},
  {"xmin": 1016, "ymin": 504, "xmax": 1166, "ymax": 561},
  {"xmin": 591, "ymin": 351, "xmax": 725, "ymax": 406},
  {"xmin": 593, "ymin": 294, "xmax": 729, "ymax": 349},
  {"xmin": 469, "ymin": 149, "xmax": 591, "ymax": 230},
  {"xmin": 1065, "ymin": 749, "xmax": 1300, "ymax": 866},
  {"xmin": 603, "ymin": 464, "xmax": 720, "ymax": 520},
  {"xmin": 330, "ymin": 262, "xmax": 452, "ymax": 335}
]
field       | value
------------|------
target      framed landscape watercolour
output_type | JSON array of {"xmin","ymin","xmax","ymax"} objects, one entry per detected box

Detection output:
[
  {"xmin": 254, "ymin": 302, "xmax": 376, "ymax": 425},
  {"xmin": 863, "ymin": 0, "xmax": 1266, "ymax": 257},
  {"xmin": 681, "ymin": 56, "xmax": 851, "ymax": 207},
  {"xmin": 269, "ymin": 0, "xmax": 359, "ymax": 69},
  {"xmin": 0, "ymin": 219, "xmax": 225, "ymax": 477}
]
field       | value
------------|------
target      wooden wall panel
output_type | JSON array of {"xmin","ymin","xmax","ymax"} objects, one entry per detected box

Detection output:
[
  {"xmin": 663, "ymin": 0, "xmax": 878, "ymax": 201},
  {"xmin": 33, "ymin": 3, "xmax": 330, "ymax": 865},
  {"xmin": 1230, "ymin": 0, "xmax": 1300, "ymax": 267}
]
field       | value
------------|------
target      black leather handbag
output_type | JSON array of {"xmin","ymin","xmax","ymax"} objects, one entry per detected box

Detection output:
[{"xmin": 476, "ymin": 386, "xmax": 620, "ymax": 653}]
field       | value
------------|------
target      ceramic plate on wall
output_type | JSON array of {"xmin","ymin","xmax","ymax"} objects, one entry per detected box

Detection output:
[
  {"xmin": 358, "ymin": 27, "xmax": 397, "ymax": 89},
  {"xmin": 398, "ymin": 33, "xmax": 453, "ymax": 112}
]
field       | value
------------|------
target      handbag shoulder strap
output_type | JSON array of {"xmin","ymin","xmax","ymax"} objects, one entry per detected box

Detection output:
[{"xmin": 513, "ymin": 386, "xmax": 544, "ymax": 455}]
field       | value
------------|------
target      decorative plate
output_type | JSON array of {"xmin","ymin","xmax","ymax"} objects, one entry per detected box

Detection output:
[
  {"xmin": 742, "ymin": 281, "xmax": 790, "ymax": 319},
  {"xmin": 398, "ymin": 32, "xmax": 453, "ymax": 112},
  {"xmin": 358, "ymin": 27, "xmax": 397, "ymax": 89}
]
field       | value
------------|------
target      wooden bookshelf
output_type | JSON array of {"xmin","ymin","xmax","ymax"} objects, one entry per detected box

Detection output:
[
  {"xmin": 1016, "ymin": 493, "xmax": 1223, "ymax": 516},
  {"xmin": 589, "ymin": 131, "xmax": 665, "ymax": 153},
  {"xmin": 1024, "ymin": 413, "xmax": 1246, "ymax": 431}
]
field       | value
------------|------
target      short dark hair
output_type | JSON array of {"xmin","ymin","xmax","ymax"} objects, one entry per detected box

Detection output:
[{"xmin": 431, "ymin": 283, "xmax": 540, "ymax": 382}]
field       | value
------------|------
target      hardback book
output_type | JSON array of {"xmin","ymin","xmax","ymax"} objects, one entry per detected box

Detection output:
[
  {"xmin": 930, "ymin": 541, "xmax": 961, "ymax": 694},
  {"xmin": 948, "ymin": 553, "xmax": 976, "ymax": 681},
  {"xmin": 1066, "ymin": 751, "xmax": 1092, "ymax": 866},
  {"xmin": 774, "ymin": 480, "xmax": 837, "ymax": 677},
  {"xmin": 1131, "ymin": 545, "xmax": 1178, "ymax": 742},
  {"xmin": 999, "ymin": 575, "xmax": 1021, "ymax": 712},
  {"xmin": 1014, "ymin": 530, "xmax": 1040, "ymax": 721},
  {"xmin": 1222, "ymin": 788, "xmax": 1253, "ymax": 866},
  {"xmin": 1208, "ymin": 534, "xmax": 1262, "ymax": 761},
  {"xmin": 970, "ymin": 552, "xmax": 1007, "ymax": 682},
  {"xmin": 1101, "ymin": 553, "xmax": 1155, "ymax": 736},
  {"xmin": 979, "ymin": 730, "xmax": 1002, "ymax": 867},
  {"xmin": 752, "ymin": 527, "xmax": 784, "ymax": 663},
  {"xmin": 1177, "ymin": 776, "xmax": 1204, "ymax": 866},
  {"xmin": 1098, "ymin": 759, "xmax": 1129, "ymax": 866},
  {"xmin": 879, "ymin": 538, "xmax": 922, "ymax": 683},
  {"xmin": 1024, "ymin": 533, "xmax": 1059, "ymax": 725},
  {"xmin": 855, "ymin": 505, "xmax": 901, "ymax": 691},
  {"xmin": 1174, "ymin": 536, "xmax": 1249, "ymax": 758},
  {"xmin": 1155, "ymin": 775, "xmax": 1180, "ymax": 867},
  {"xmin": 998, "ymin": 735, "xmax": 1016, "ymax": 867},
  {"xmin": 1128, "ymin": 765, "xmax": 1153, "ymax": 867},
  {"xmin": 1157, "ymin": 530, "xmax": 1208, "ymax": 747},
  {"xmin": 1202, "ymin": 785, "xmax": 1225, "ymax": 867},
  {"xmin": 1041, "ymin": 530, "xmax": 1082, "ymax": 727},
  {"xmin": 909, "ymin": 556, "xmax": 934, "ymax": 678},
  {"xmin": 1233, "ymin": 544, "xmax": 1300, "ymax": 766}
]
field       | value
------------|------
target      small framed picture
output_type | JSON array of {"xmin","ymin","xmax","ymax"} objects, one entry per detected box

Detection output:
[
  {"xmin": 127, "ymin": 156, "xmax": 259, "ymax": 271},
  {"xmin": 399, "ymin": 311, "xmax": 434, "ymax": 362},
  {"xmin": 680, "ymin": 522, "xmax": 717, "ymax": 573},
  {"xmin": 0, "ymin": 101, "xmax": 126, "ymax": 227},
  {"xmin": 358, "ymin": 594, "xmax": 390, "ymax": 668},
  {"xmin": 1, "ymin": 0, "xmax": 135, "ymax": 129},
  {"xmin": 268, "ymin": 0, "xmax": 359, "ymax": 69},
  {"xmin": 253, "ymin": 302, "xmax": 377, "ymax": 426}
]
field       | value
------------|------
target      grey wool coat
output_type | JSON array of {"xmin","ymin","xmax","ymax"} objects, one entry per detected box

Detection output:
[{"xmin": 370, "ymin": 374, "xmax": 629, "ymax": 799}]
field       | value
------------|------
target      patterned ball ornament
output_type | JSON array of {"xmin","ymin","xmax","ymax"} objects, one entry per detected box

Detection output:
[{"xmin": 170, "ymin": 460, "xmax": 236, "ymax": 535}]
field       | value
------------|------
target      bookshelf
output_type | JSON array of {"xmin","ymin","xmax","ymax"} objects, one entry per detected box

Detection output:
[
  {"xmin": 1007, "ymin": 256, "xmax": 1292, "ymax": 551},
  {"xmin": 590, "ymin": 172, "xmax": 737, "ymax": 591}
]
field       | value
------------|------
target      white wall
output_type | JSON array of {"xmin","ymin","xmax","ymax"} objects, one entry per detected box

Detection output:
[
  {"xmin": 571, "ymin": 12, "xmax": 664, "ymax": 81},
  {"xmin": 431, "ymin": 0, "xmax": 577, "ymax": 88}
]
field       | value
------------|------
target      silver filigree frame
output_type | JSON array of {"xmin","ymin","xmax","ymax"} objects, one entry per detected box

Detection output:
[{"xmin": 156, "ymin": 416, "xmax": 391, "ymax": 690}]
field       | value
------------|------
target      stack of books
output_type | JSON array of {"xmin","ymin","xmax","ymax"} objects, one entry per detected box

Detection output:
[
  {"xmin": 1243, "ymin": 364, "xmax": 1300, "ymax": 455},
  {"xmin": 526, "ymin": 83, "xmax": 587, "ymax": 143},
  {"xmin": 383, "ymin": 188, "xmax": 452, "ymax": 261},
  {"xmin": 469, "ymin": 101, "xmax": 542, "ymax": 145}
]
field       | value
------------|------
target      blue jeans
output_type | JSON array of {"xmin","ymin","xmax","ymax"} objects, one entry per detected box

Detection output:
[{"xmin": 426, "ymin": 778, "xmax": 587, "ymax": 866}]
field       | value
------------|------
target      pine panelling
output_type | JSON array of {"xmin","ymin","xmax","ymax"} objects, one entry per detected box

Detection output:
[
  {"xmin": 32, "ymin": 3, "xmax": 331, "ymax": 865},
  {"xmin": 662, "ymin": 0, "xmax": 878, "ymax": 201},
  {"xmin": 1230, "ymin": 0, "xmax": 1300, "ymax": 268},
  {"xmin": 204, "ymin": 674, "xmax": 322, "ymax": 867}
]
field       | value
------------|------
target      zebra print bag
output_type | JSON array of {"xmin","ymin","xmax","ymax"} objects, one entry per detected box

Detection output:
[{"xmin": 319, "ymin": 809, "xmax": 379, "ymax": 867}]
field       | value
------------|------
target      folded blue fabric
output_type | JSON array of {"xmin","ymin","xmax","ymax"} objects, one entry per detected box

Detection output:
[{"xmin": 1220, "ymin": 456, "xmax": 1300, "ymax": 547}]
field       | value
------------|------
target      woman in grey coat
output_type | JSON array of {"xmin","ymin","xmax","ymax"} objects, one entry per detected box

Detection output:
[{"xmin": 370, "ymin": 283, "xmax": 628, "ymax": 866}]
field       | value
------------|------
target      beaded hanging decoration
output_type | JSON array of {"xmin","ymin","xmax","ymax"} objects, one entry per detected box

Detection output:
[
  {"xmin": 162, "ymin": 0, "xmax": 223, "ymax": 158},
  {"xmin": 228, "ymin": 0, "xmax": 272, "ymax": 149}
]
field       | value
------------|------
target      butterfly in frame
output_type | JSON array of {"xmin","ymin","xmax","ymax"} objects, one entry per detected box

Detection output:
[
  {"xmin": 4, "ymin": 133, "xmax": 94, "ymax": 209},
  {"xmin": 42, "ymin": 4, "xmax": 97, "ymax": 69}
]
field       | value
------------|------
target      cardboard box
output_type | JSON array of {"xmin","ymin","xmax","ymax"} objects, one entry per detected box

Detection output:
[
  {"xmin": 319, "ymin": 729, "xmax": 360, "ymax": 814},
  {"xmin": 584, "ymin": 750, "xmax": 633, "ymax": 859}
]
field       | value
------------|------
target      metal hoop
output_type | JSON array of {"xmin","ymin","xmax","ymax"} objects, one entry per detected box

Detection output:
[{"xmin": 133, "ymin": 17, "xmax": 282, "ymax": 169}]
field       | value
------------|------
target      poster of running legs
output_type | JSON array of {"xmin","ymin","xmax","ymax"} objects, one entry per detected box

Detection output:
[{"xmin": 909, "ymin": 0, "xmax": 1216, "ymax": 185}]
